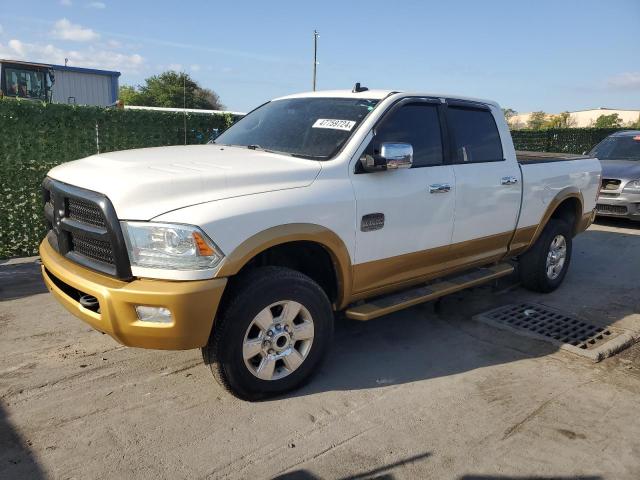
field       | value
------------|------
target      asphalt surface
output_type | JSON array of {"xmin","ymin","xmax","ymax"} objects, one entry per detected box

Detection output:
[{"xmin": 1, "ymin": 218, "xmax": 639, "ymax": 480}]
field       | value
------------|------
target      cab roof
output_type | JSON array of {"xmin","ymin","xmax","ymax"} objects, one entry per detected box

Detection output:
[{"xmin": 273, "ymin": 89, "xmax": 499, "ymax": 108}]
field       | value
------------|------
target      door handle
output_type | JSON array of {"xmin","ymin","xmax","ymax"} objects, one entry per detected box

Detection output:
[
  {"xmin": 501, "ymin": 176, "xmax": 518, "ymax": 185},
  {"xmin": 429, "ymin": 183, "xmax": 451, "ymax": 194}
]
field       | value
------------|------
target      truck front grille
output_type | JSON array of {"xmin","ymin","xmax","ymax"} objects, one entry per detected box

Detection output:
[
  {"xmin": 71, "ymin": 233, "xmax": 115, "ymax": 265},
  {"xmin": 43, "ymin": 178, "xmax": 132, "ymax": 280},
  {"xmin": 68, "ymin": 198, "xmax": 107, "ymax": 228}
]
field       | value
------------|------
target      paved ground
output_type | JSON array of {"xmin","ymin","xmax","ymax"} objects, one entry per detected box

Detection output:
[{"xmin": 1, "ymin": 218, "xmax": 639, "ymax": 480}]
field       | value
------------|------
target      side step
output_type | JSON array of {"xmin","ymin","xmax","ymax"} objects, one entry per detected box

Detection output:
[{"xmin": 344, "ymin": 263, "xmax": 514, "ymax": 321}]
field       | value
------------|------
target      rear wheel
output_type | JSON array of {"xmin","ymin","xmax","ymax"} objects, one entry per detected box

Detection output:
[
  {"xmin": 202, "ymin": 266, "xmax": 333, "ymax": 401},
  {"xmin": 519, "ymin": 219, "xmax": 572, "ymax": 293}
]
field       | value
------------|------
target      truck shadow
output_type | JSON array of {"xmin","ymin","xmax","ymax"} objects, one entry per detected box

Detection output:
[
  {"xmin": 0, "ymin": 260, "xmax": 47, "ymax": 302},
  {"xmin": 272, "ymin": 451, "xmax": 431, "ymax": 479},
  {"xmin": 289, "ymin": 223, "xmax": 640, "ymax": 398},
  {"xmin": 291, "ymin": 291, "xmax": 560, "ymax": 397},
  {"xmin": 0, "ymin": 403, "xmax": 46, "ymax": 479}
]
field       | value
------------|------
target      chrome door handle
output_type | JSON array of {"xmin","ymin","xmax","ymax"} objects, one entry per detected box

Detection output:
[
  {"xmin": 429, "ymin": 183, "xmax": 451, "ymax": 194},
  {"xmin": 501, "ymin": 176, "xmax": 518, "ymax": 185}
]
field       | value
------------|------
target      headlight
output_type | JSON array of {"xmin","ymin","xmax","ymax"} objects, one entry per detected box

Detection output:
[
  {"xmin": 121, "ymin": 222, "xmax": 224, "ymax": 270},
  {"xmin": 622, "ymin": 179, "xmax": 640, "ymax": 193}
]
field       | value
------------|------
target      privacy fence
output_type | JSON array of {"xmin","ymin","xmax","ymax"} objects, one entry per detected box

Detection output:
[
  {"xmin": 0, "ymin": 99, "xmax": 237, "ymax": 258},
  {"xmin": 0, "ymin": 99, "xmax": 633, "ymax": 258}
]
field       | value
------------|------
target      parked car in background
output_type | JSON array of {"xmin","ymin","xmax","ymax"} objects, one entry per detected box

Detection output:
[
  {"xmin": 591, "ymin": 131, "xmax": 640, "ymax": 221},
  {"xmin": 39, "ymin": 88, "xmax": 601, "ymax": 400}
]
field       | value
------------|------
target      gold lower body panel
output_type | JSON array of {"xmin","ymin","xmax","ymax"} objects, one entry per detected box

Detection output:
[{"xmin": 40, "ymin": 239, "xmax": 226, "ymax": 350}]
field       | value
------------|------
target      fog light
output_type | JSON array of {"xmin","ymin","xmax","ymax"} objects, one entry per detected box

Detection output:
[{"xmin": 135, "ymin": 306, "xmax": 173, "ymax": 324}]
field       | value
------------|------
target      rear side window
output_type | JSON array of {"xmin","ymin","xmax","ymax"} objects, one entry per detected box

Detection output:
[
  {"xmin": 373, "ymin": 103, "xmax": 444, "ymax": 167},
  {"xmin": 448, "ymin": 107, "xmax": 503, "ymax": 163}
]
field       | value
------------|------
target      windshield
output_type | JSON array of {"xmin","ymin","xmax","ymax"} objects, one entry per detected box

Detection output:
[
  {"xmin": 590, "ymin": 134, "xmax": 640, "ymax": 161},
  {"xmin": 215, "ymin": 97, "xmax": 379, "ymax": 159}
]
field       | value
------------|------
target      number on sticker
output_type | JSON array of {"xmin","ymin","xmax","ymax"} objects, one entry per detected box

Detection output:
[{"xmin": 312, "ymin": 119, "xmax": 357, "ymax": 131}]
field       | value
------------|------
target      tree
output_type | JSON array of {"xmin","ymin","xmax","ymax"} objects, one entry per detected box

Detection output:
[
  {"xmin": 119, "ymin": 71, "xmax": 224, "ymax": 110},
  {"xmin": 502, "ymin": 108, "xmax": 519, "ymax": 128},
  {"xmin": 544, "ymin": 111, "xmax": 576, "ymax": 129},
  {"xmin": 627, "ymin": 115, "xmax": 640, "ymax": 129},
  {"xmin": 594, "ymin": 113, "xmax": 622, "ymax": 128},
  {"xmin": 527, "ymin": 111, "xmax": 548, "ymax": 130},
  {"xmin": 502, "ymin": 108, "xmax": 517, "ymax": 121}
]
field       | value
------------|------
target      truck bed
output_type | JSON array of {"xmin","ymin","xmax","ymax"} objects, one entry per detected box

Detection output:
[{"xmin": 516, "ymin": 151, "xmax": 592, "ymax": 165}]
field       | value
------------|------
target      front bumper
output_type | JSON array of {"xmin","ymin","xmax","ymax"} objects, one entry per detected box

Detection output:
[
  {"xmin": 596, "ymin": 192, "xmax": 640, "ymax": 221},
  {"xmin": 40, "ymin": 239, "xmax": 227, "ymax": 350}
]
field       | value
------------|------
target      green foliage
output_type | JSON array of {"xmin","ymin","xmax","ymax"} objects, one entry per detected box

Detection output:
[
  {"xmin": 527, "ymin": 111, "xmax": 548, "ymax": 130},
  {"xmin": 119, "ymin": 71, "xmax": 224, "ymax": 110},
  {"xmin": 511, "ymin": 127, "xmax": 630, "ymax": 154},
  {"xmin": 0, "ymin": 98, "xmax": 237, "ymax": 258},
  {"xmin": 502, "ymin": 108, "xmax": 517, "ymax": 120},
  {"xmin": 544, "ymin": 111, "xmax": 576, "ymax": 129},
  {"xmin": 593, "ymin": 113, "xmax": 622, "ymax": 128},
  {"xmin": 630, "ymin": 115, "xmax": 640, "ymax": 129}
]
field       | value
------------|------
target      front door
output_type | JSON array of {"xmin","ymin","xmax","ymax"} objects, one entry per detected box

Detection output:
[{"xmin": 350, "ymin": 99, "xmax": 456, "ymax": 294}]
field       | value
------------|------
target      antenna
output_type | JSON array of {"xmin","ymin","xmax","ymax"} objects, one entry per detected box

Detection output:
[
  {"xmin": 64, "ymin": 57, "xmax": 69, "ymax": 67},
  {"xmin": 312, "ymin": 30, "xmax": 319, "ymax": 91}
]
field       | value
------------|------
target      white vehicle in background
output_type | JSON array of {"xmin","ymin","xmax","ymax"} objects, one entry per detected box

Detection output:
[{"xmin": 39, "ymin": 85, "xmax": 601, "ymax": 400}]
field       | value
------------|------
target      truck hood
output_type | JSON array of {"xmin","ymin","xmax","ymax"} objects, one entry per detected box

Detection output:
[
  {"xmin": 600, "ymin": 160, "xmax": 640, "ymax": 181},
  {"xmin": 47, "ymin": 145, "xmax": 321, "ymax": 219}
]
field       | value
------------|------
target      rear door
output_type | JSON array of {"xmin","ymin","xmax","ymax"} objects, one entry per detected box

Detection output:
[
  {"xmin": 350, "ymin": 98, "xmax": 456, "ymax": 294},
  {"xmin": 445, "ymin": 100, "xmax": 521, "ymax": 262}
]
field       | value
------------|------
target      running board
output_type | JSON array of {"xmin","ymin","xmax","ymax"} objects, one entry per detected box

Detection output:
[{"xmin": 345, "ymin": 263, "xmax": 514, "ymax": 321}]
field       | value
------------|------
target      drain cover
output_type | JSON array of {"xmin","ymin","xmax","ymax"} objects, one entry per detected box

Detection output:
[{"xmin": 474, "ymin": 303, "xmax": 633, "ymax": 362}]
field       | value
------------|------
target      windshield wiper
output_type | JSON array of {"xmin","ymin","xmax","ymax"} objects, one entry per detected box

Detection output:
[{"xmin": 247, "ymin": 144, "xmax": 261, "ymax": 150}]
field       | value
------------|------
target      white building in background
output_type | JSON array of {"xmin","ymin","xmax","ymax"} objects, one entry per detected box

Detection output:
[{"xmin": 511, "ymin": 108, "xmax": 640, "ymax": 128}]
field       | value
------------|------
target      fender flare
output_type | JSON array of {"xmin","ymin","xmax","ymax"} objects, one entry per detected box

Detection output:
[{"xmin": 216, "ymin": 223, "xmax": 353, "ymax": 309}]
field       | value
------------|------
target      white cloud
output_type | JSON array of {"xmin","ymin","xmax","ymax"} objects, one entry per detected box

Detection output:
[
  {"xmin": 87, "ymin": 1, "xmax": 106, "ymax": 8},
  {"xmin": 189, "ymin": 64, "xmax": 201, "ymax": 72},
  {"xmin": 60, "ymin": 0, "xmax": 72, "ymax": 6},
  {"xmin": 608, "ymin": 72, "xmax": 640, "ymax": 91},
  {"xmin": 52, "ymin": 18, "xmax": 99, "ymax": 42},
  {"xmin": 8, "ymin": 39, "xmax": 26, "ymax": 56},
  {"xmin": 167, "ymin": 63, "xmax": 183, "ymax": 71},
  {"xmin": 0, "ymin": 38, "xmax": 144, "ymax": 73}
]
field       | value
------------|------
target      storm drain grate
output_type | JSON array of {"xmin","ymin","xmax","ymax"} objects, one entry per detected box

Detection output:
[{"xmin": 478, "ymin": 303, "xmax": 613, "ymax": 350}]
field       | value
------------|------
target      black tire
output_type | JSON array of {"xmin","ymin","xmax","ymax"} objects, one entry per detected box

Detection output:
[
  {"xmin": 202, "ymin": 266, "xmax": 333, "ymax": 401},
  {"xmin": 519, "ymin": 218, "xmax": 572, "ymax": 293}
]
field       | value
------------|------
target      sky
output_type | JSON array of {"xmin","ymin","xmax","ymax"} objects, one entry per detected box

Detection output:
[{"xmin": 1, "ymin": 0, "xmax": 639, "ymax": 113}]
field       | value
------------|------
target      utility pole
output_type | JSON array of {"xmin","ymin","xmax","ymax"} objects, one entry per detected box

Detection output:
[
  {"xmin": 183, "ymin": 72, "xmax": 187, "ymax": 145},
  {"xmin": 312, "ymin": 30, "xmax": 319, "ymax": 91}
]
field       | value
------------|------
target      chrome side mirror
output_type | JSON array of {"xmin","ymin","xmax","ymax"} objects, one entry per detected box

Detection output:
[{"xmin": 360, "ymin": 142, "xmax": 413, "ymax": 172}]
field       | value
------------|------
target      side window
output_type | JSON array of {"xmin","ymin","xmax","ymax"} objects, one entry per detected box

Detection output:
[
  {"xmin": 373, "ymin": 103, "xmax": 444, "ymax": 168},
  {"xmin": 448, "ymin": 107, "xmax": 503, "ymax": 163}
]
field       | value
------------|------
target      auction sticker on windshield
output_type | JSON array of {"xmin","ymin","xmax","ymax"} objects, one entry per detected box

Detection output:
[{"xmin": 312, "ymin": 119, "xmax": 357, "ymax": 131}]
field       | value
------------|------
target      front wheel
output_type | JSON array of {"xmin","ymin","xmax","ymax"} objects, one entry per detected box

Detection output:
[
  {"xmin": 519, "ymin": 218, "xmax": 573, "ymax": 293},
  {"xmin": 202, "ymin": 267, "xmax": 333, "ymax": 401}
]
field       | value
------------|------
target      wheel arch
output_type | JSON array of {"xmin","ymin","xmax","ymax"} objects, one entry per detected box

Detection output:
[
  {"xmin": 216, "ymin": 224, "xmax": 353, "ymax": 310},
  {"xmin": 531, "ymin": 187, "xmax": 584, "ymax": 247}
]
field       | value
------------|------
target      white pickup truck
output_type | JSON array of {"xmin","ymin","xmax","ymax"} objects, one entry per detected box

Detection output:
[{"xmin": 40, "ymin": 87, "xmax": 601, "ymax": 400}]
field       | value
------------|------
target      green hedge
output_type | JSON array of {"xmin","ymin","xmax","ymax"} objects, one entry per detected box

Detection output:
[
  {"xmin": 0, "ymin": 99, "xmax": 235, "ymax": 258},
  {"xmin": 0, "ymin": 98, "xmax": 632, "ymax": 259},
  {"xmin": 510, "ymin": 127, "xmax": 630, "ymax": 154}
]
